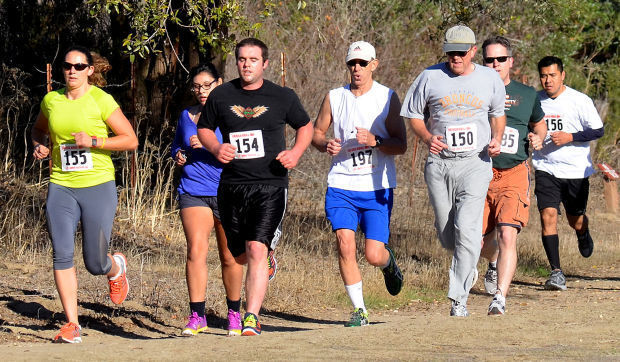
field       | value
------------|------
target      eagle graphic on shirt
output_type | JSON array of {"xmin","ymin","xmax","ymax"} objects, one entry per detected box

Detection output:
[{"xmin": 230, "ymin": 105, "xmax": 269, "ymax": 119}]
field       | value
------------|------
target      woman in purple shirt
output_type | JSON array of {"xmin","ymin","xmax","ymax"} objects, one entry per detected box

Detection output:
[{"xmin": 171, "ymin": 63, "xmax": 245, "ymax": 336}]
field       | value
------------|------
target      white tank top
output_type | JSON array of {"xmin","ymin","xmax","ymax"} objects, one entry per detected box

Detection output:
[{"xmin": 327, "ymin": 81, "xmax": 397, "ymax": 191}]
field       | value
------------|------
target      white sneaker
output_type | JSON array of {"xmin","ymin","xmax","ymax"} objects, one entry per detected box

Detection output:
[
  {"xmin": 488, "ymin": 293, "xmax": 505, "ymax": 315},
  {"xmin": 484, "ymin": 268, "xmax": 498, "ymax": 295},
  {"xmin": 450, "ymin": 300, "xmax": 469, "ymax": 317}
]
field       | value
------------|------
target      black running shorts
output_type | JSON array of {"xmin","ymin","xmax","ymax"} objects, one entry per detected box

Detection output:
[
  {"xmin": 534, "ymin": 170, "xmax": 589, "ymax": 216},
  {"xmin": 217, "ymin": 183, "xmax": 287, "ymax": 257}
]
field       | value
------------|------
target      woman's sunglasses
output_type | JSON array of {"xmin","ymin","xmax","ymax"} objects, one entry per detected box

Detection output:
[{"xmin": 62, "ymin": 62, "xmax": 91, "ymax": 71}]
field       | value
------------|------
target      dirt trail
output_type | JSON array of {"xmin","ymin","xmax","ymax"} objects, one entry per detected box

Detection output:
[{"xmin": 1, "ymin": 266, "xmax": 617, "ymax": 360}]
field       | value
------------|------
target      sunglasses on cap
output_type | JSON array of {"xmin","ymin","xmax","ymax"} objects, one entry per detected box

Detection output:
[
  {"xmin": 346, "ymin": 59, "xmax": 370, "ymax": 68},
  {"xmin": 62, "ymin": 62, "xmax": 90, "ymax": 71},
  {"xmin": 483, "ymin": 56, "xmax": 510, "ymax": 64}
]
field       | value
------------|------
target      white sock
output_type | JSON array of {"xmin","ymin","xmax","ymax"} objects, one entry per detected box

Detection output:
[
  {"xmin": 345, "ymin": 281, "xmax": 366, "ymax": 312},
  {"xmin": 109, "ymin": 255, "xmax": 124, "ymax": 280},
  {"xmin": 489, "ymin": 261, "xmax": 497, "ymax": 269}
]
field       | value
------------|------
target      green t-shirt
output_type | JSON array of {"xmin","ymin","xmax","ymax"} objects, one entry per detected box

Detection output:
[
  {"xmin": 493, "ymin": 80, "xmax": 545, "ymax": 169},
  {"xmin": 40, "ymin": 86, "xmax": 119, "ymax": 188}
]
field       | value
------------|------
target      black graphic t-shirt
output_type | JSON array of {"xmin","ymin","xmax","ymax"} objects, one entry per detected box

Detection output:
[{"xmin": 198, "ymin": 78, "xmax": 310, "ymax": 187}]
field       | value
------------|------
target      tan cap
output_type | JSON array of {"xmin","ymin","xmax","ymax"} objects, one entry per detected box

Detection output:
[{"xmin": 443, "ymin": 25, "xmax": 476, "ymax": 52}]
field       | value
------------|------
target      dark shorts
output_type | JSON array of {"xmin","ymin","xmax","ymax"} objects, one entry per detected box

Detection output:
[
  {"xmin": 217, "ymin": 183, "xmax": 287, "ymax": 257},
  {"xmin": 178, "ymin": 194, "xmax": 220, "ymax": 220},
  {"xmin": 534, "ymin": 170, "xmax": 589, "ymax": 216}
]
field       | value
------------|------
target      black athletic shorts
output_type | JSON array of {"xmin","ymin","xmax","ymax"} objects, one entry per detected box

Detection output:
[
  {"xmin": 534, "ymin": 170, "xmax": 589, "ymax": 216},
  {"xmin": 178, "ymin": 194, "xmax": 220, "ymax": 220},
  {"xmin": 217, "ymin": 183, "xmax": 287, "ymax": 257}
]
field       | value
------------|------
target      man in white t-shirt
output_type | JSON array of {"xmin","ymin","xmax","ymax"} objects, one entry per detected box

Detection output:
[
  {"xmin": 400, "ymin": 25, "xmax": 506, "ymax": 317},
  {"xmin": 312, "ymin": 41, "xmax": 407, "ymax": 327},
  {"xmin": 533, "ymin": 56, "xmax": 604, "ymax": 291}
]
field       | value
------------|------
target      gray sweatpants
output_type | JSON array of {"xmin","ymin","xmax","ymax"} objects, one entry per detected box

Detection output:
[
  {"xmin": 424, "ymin": 152, "xmax": 492, "ymax": 304},
  {"xmin": 46, "ymin": 181, "xmax": 117, "ymax": 274}
]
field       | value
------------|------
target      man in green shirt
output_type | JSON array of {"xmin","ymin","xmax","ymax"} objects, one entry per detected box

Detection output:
[{"xmin": 479, "ymin": 36, "xmax": 547, "ymax": 315}]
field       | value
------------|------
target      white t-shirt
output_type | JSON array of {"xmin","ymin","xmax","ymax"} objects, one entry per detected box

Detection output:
[
  {"xmin": 327, "ymin": 81, "xmax": 397, "ymax": 191},
  {"xmin": 532, "ymin": 86, "xmax": 603, "ymax": 179}
]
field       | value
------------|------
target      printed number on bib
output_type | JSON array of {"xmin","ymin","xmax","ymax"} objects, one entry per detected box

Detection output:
[
  {"xmin": 60, "ymin": 144, "xmax": 93, "ymax": 171},
  {"xmin": 230, "ymin": 130, "xmax": 265, "ymax": 159},
  {"xmin": 501, "ymin": 126, "xmax": 519, "ymax": 154},
  {"xmin": 545, "ymin": 117, "xmax": 563, "ymax": 132},
  {"xmin": 345, "ymin": 145, "xmax": 377, "ymax": 174},
  {"xmin": 446, "ymin": 123, "xmax": 477, "ymax": 152}
]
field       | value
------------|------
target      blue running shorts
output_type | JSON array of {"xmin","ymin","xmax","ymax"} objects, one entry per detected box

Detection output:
[{"xmin": 325, "ymin": 187, "xmax": 393, "ymax": 243}]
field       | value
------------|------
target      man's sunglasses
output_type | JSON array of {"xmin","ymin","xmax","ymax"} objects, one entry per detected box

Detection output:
[
  {"xmin": 346, "ymin": 59, "xmax": 370, "ymax": 68},
  {"xmin": 62, "ymin": 62, "xmax": 91, "ymax": 71},
  {"xmin": 483, "ymin": 56, "xmax": 510, "ymax": 64},
  {"xmin": 447, "ymin": 49, "xmax": 470, "ymax": 57}
]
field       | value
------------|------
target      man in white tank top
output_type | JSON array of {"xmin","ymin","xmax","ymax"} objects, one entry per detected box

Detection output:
[{"xmin": 312, "ymin": 41, "xmax": 407, "ymax": 327}]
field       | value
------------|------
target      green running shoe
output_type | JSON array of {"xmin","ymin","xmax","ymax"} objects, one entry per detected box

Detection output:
[{"xmin": 344, "ymin": 308, "xmax": 369, "ymax": 327}]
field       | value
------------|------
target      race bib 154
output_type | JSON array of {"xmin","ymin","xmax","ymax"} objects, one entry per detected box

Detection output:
[{"xmin": 229, "ymin": 130, "xmax": 265, "ymax": 159}]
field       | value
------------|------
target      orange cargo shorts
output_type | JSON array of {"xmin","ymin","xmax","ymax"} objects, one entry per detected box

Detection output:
[{"xmin": 482, "ymin": 160, "xmax": 531, "ymax": 235}]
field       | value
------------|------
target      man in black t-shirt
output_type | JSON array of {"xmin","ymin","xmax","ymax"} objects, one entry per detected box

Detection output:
[{"xmin": 197, "ymin": 38, "xmax": 312, "ymax": 336}]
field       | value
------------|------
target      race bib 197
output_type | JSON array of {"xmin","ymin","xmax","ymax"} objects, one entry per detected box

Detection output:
[
  {"xmin": 229, "ymin": 130, "xmax": 265, "ymax": 159},
  {"xmin": 60, "ymin": 144, "xmax": 93, "ymax": 171},
  {"xmin": 344, "ymin": 145, "xmax": 377, "ymax": 175},
  {"xmin": 500, "ymin": 126, "xmax": 519, "ymax": 154},
  {"xmin": 446, "ymin": 123, "xmax": 477, "ymax": 152}
]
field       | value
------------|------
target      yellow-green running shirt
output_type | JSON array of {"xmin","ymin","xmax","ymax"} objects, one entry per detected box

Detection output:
[{"xmin": 41, "ymin": 86, "xmax": 119, "ymax": 188}]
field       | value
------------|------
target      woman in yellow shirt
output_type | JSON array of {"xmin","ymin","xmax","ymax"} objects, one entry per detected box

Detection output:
[{"xmin": 31, "ymin": 45, "xmax": 138, "ymax": 344}]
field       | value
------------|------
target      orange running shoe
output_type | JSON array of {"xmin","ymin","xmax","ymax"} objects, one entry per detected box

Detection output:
[
  {"xmin": 108, "ymin": 253, "xmax": 129, "ymax": 304},
  {"xmin": 53, "ymin": 322, "xmax": 82, "ymax": 343},
  {"xmin": 267, "ymin": 250, "xmax": 277, "ymax": 282}
]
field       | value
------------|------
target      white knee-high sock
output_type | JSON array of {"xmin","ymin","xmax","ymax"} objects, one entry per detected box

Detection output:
[{"xmin": 345, "ymin": 281, "xmax": 366, "ymax": 312}]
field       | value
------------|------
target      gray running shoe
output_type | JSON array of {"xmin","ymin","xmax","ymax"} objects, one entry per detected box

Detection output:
[
  {"xmin": 382, "ymin": 246, "xmax": 403, "ymax": 296},
  {"xmin": 577, "ymin": 229, "xmax": 593, "ymax": 258},
  {"xmin": 488, "ymin": 293, "xmax": 505, "ymax": 315},
  {"xmin": 344, "ymin": 308, "xmax": 369, "ymax": 327},
  {"xmin": 450, "ymin": 300, "xmax": 469, "ymax": 317},
  {"xmin": 484, "ymin": 267, "xmax": 498, "ymax": 295},
  {"xmin": 544, "ymin": 269, "xmax": 567, "ymax": 291}
]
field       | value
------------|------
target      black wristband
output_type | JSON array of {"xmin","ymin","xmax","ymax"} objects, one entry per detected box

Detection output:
[{"xmin": 373, "ymin": 135, "xmax": 383, "ymax": 148}]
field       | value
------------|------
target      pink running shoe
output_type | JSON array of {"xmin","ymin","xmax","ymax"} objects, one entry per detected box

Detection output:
[
  {"xmin": 182, "ymin": 312, "xmax": 208, "ymax": 335},
  {"xmin": 227, "ymin": 309, "xmax": 241, "ymax": 336}
]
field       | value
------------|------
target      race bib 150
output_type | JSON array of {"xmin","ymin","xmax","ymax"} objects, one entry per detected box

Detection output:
[{"xmin": 446, "ymin": 123, "xmax": 477, "ymax": 152}]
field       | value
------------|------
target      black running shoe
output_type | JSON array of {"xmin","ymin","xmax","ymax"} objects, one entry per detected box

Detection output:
[
  {"xmin": 382, "ymin": 246, "xmax": 403, "ymax": 296},
  {"xmin": 577, "ymin": 229, "xmax": 593, "ymax": 258}
]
